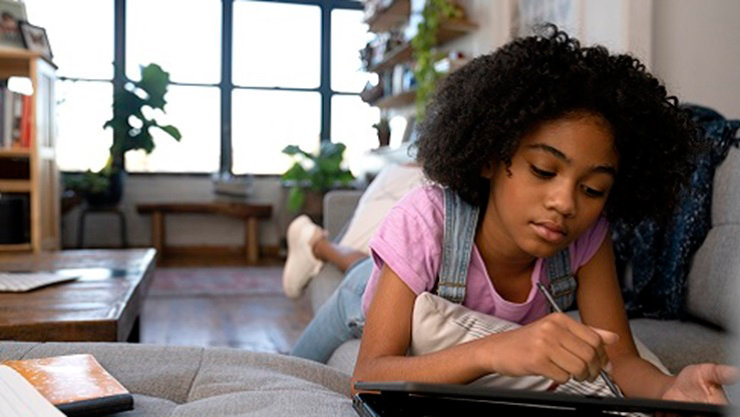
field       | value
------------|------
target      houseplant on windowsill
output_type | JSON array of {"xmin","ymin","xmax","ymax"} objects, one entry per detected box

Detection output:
[
  {"xmin": 66, "ymin": 63, "xmax": 182, "ymax": 206},
  {"xmin": 281, "ymin": 141, "xmax": 355, "ymax": 223}
]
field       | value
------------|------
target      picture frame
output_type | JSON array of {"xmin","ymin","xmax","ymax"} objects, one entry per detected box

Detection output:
[
  {"xmin": 19, "ymin": 21, "xmax": 52, "ymax": 60},
  {"xmin": 0, "ymin": 0, "xmax": 27, "ymax": 49}
]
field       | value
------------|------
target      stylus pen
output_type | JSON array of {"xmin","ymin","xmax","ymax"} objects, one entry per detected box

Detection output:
[{"xmin": 535, "ymin": 282, "xmax": 624, "ymax": 398}]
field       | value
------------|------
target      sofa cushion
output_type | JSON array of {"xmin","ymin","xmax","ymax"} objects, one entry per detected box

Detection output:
[
  {"xmin": 124, "ymin": 395, "xmax": 177, "ymax": 416},
  {"xmin": 327, "ymin": 339, "xmax": 361, "ymax": 375},
  {"xmin": 685, "ymin": 225, "xmax": 740, "ymax": 329},
  {"xmin": 308, "ymin": 263, "xmax": 345, "ymax": 314},
  {"xmin": 0, "ymin": 342, "xmax": 355, "ymax": 417},
  {"xmin": 629, "ymin": 319, "xmax": 732, "ymax": 374},
  {"xmin": 711, "ymin": 145, "xmax": 740, "ymax": 226}
]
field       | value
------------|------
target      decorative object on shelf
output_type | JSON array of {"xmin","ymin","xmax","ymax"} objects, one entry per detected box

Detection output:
[
  {"xmin": 0, "ymin": 0, "xmax": 26, "ymax": 49},
  {"xmin": 411, "ymin": 0, "xmax": 462, "ymax": 120},
  {"xmin": 373, "ymin": 117, "xmax": 391, "ymax": 147},
  {"xmin": 67, "ymin": 63, "xmax": 182, "ymax": 207},
  {"xmin": 360, "ymin": 80, "xmax": 383, "ymax": 104},
  {"xmin": 281, "ymin": 141, "xmax": 355, "ymax": 217},
  {"xmin": 18, "ymin": 21, "xmax": 52, "ymax": 61}
]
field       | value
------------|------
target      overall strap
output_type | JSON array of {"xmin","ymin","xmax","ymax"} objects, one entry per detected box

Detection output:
[
  {"xmin": 545, "ymin": 249, "xmax": 577, "ymax": 311},
  {"xmin": 437, "ymin": 188, "xmax": 479, "ymax": 304}
]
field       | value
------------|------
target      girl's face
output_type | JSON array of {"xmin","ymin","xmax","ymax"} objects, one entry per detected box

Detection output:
[{"xmin": 481, "ymin": 112, "xmax": 618, "ymax": 259}]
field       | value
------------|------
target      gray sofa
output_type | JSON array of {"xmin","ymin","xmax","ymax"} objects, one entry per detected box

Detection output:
[
  {"xmin": 308, "ymin": 146, "xmax": 740, "ymax": 377},
  {"xmin": 0, "ymin": 148, "xmax": 736, "ymax": 416}
]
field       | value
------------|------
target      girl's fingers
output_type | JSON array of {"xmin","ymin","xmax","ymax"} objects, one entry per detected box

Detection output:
[
  {"xmin": 538, "ymin": 357, "xmax": 573, "ymax": 384},
  {"xmin": 711, "ymin": 364, "xmax": 738, "ymax": 386},
  {"xmin": 557, "ymin": 332, "xmax": 601, "ymax": 381},
  {"xmin": 548, "ymin": 346, "xmax": 591, "ymax": 382}
]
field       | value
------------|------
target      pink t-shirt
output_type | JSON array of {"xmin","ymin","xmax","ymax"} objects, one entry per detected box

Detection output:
[{"xmin": 361, "ymin": 185, "xmax": 609, "ymax": 325}]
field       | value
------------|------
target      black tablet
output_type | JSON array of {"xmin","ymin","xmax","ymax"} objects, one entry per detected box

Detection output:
[{"xmin": 353, "ymin": 381, "xmax": 730, "ymax": 416}]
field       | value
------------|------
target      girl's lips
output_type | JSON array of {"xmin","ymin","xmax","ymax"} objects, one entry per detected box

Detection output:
[{"xmin": 531, "ymin": 222, "xmax": 567, "ymax": 243}]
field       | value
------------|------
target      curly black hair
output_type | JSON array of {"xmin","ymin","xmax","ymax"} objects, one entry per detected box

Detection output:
[{"xmin": 414, "ymin": 25, "xmax": 702, "ymax": 228}]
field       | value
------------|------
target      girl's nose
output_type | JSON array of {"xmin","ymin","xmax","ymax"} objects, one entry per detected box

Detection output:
[{"xmin": 545, "ymin": 183, "xmax": 576, "ymax": 217}]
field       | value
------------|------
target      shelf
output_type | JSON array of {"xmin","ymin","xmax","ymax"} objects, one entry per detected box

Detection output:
[
  {"xmin": 369, "ymin": 43, "xmax": 413, "ymax": 73},
  {"xmin": 375, "ymin": 90, "xmax": 416, "ymax": 109},
  {"xmin": 436, "ymin": 18, "xmax": 478, "ymax": 43},
  {"xmin": 368, "ymin": 18, "xmax": 477, "ymax": 73},
  {"xmin": 366, "ymin": 0, "xmax": 410, "ymax": 33},
  {"xmin": 0, "ymin": 243, "xmax": 32, "ymax": 251},
  {"xmin": 0, "ymin": 148, "xmax": 31, "ymax": 158},
  {"xmin": 0, "ymin": 180, "xmax": 31, "ymax": 193}
]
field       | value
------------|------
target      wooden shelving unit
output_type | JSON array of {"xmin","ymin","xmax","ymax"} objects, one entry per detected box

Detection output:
[
  {"xmin": 363, "ymin": 2, "xmax": 476, "ymax": 111},
  {"xmin": 0, "ymin": 47, "xmax": 59, "ymax": 253},
  {"xmin": 375, "ymin": 90, "xmax": 416, "ymax": 109},
  {"xmin": 365, "ymin": 0, "xmax": 411, "ymax": 33},
  {"xmin": 368, "ymin": 18, "xmax": 477, "ymax": 73}
]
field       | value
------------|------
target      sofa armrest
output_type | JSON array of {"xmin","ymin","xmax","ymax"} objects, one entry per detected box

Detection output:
[{"xmin": 323, "ymin": 190, "xmax": 363, "ymax": 241}]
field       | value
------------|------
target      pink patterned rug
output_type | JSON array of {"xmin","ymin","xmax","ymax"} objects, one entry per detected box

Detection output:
[{"xmin": 149, "ymin": 266, "xmax": 284, "ymax": 296}]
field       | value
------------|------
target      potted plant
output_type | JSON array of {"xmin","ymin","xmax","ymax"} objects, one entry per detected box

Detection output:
[
  {"xmin": 65, "ymin": 63, "xmax": 182, "ymax": 206},
  {"xmin": 281, "ymin": 141, "xmax": 355, "ymax": 221}
]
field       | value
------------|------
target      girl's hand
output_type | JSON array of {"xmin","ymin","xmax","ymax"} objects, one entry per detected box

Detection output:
[
  {"xmin": 661, "ymin": 364, "xmax": 737, "ymax": 404},
  {"xmin": 482, "ymin": 312, "xmax": 619, "ymax": 383}
]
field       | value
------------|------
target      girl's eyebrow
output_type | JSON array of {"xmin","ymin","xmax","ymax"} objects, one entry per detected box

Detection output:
[{"xmin": 526, "ymin": 143, "xmax": 617, "ymax": 176}]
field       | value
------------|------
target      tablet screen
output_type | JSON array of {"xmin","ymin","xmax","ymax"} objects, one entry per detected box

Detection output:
[{"xmin": 354, "ymin": 381, "xmax": 728, "ymax": 417}]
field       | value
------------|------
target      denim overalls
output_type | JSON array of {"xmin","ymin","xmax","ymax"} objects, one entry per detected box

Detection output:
[{"xmin": 291, "ymin": 188, "xmax": 577, "ymax": 362}]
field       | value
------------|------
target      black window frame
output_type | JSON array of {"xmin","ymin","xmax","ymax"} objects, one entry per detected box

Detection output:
[{"xmin": 109, "ymin": 0, "xmax": 363, "ymax": 176}]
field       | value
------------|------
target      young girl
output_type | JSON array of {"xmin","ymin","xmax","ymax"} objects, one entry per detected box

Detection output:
[{"xmin": 295, "ymin": 26, "xmax": 736, "ymax": 403}]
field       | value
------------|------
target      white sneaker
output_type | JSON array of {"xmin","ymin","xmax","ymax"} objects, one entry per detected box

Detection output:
[{"xmin": 282, "ymin": 215, "xmax": 325, "ymax": 298}]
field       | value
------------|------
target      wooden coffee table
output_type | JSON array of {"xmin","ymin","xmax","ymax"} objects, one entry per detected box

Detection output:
[{"xmin": 0, "ymin": 249, "xmax": 156, "ymax": 342}]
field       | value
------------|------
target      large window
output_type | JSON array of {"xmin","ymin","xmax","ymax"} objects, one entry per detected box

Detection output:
[
  {"xmin": 23, "ymin": 0, "xmax": 114, "ymax": 172},
  {"xmin": 24, "ymin": 0, "xmax": 372, "ymax": 175}
]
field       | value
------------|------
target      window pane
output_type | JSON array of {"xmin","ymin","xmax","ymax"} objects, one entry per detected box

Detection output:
[
  {"xmin": 55, "ymin": 81, "xmax": 113, "ymax": 171},
  {"xmin": 232, "ymin": 90, "xmax": 321, "ymax": 175},
  {"xmin": 23, "ymin": 0, "xmax": 114, "ymax": 79},
  {"xmin": 127, "ymin": 0, "xmax": 221, "ymax": 84},
  {"xmin": 331, "ymin": 9, "xmax": 374, "ymax": 93},
  {"xmin": 125, "ymin": 85, "xmax": 220, "ymax": 173},
  {"xmin": 233, "ymin": 1, "xmax": 320, "ymax": 88},
  {"xmin": 330, "ymin": 94, "xmax": 380, "ymax": 170}
]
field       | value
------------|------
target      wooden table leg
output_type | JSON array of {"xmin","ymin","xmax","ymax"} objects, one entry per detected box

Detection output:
[
  {"xmin": 245, "ymin": 217, "xmax": 258, "ymax": 264},
  {"xmin": 151, "ymin": 211, "xmax": 165, "ymax": 259}
]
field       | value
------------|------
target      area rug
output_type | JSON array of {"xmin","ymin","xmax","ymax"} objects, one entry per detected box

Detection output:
[{"xmin": 148, "ymin": 266, "xmax": 284, "ymax": 296}]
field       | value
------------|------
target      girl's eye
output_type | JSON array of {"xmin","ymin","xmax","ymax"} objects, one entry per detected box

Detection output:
[
  {"xmin": 582, "ymin": 185, "xmax": 606, "ymax": 198},
  {"xmin": 530, "ymin": 165, "xmax": 555, "ymax": 179}
]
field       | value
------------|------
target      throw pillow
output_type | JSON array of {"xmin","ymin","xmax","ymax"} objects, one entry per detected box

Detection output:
[
  {"xmin": 411, "ymin": 292, "xmax": 671, "ymax": 394},
  {"xmin": 338, "ymin": 163, "xmax": 425, "ymax": 254}
]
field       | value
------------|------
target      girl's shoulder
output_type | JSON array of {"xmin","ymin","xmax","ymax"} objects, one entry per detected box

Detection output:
[{"xmin": 393, "ymin": 184, "xmax": 445, "ymax": 213}]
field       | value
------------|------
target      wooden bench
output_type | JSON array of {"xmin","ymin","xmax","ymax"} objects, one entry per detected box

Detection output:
[{"xmin": 137, "ymin": 201, "xmax": 272, "ymax": 264}]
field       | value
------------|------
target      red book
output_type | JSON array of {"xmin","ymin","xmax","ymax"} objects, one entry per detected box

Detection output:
[
  {"xmin": 1, "ymin": 354, "xmax": 134, "ymax": 416},
  {"xmin": 19, "ymin": 94, "xmax": 31, "ymax": 148}
]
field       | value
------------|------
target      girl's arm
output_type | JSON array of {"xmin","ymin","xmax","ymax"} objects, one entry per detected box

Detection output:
[
  {"xmin": 576, "ymin": 235, "xmax": 735, "ymax": 402},
  {"xmin": 577, "ymin": 235, "xmax": 674, "ymax": 397},
  {"xmin": 352, "ymin": 263, "xmax": 617, "ymax": 394},
  {"xmin": 351, "ymin": 264, "xmax": 491, "ymax": 392}
]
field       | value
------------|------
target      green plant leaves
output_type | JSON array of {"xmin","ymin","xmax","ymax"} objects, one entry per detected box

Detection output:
[
  {"xmin": 102, "ymin": 63, "xmax": 180, "ymax": 168},
  {"xmin": 280, "ymin": 141, "xmax": 355, "ymax": 212},
  {"xmin": 136, "ymin": 63, "xmax": 170, "ymax": 109},
  {"xmin": 412, "ymin": 0, "xmax": 462, "ymax": 120}
]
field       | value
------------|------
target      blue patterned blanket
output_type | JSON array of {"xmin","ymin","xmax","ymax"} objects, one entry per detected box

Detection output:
[{"xmin": 612, "ymin": 105, "xmax": 740, "ymax": 319}]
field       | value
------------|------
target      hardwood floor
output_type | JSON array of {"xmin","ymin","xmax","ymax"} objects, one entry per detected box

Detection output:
[{"xmin": 140, "ymin": 261, "xmax": 313, "ymax": 354}]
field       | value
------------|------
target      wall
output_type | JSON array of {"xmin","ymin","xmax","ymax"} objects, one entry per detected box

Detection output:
[{"xmin": 651, "ymin": 0, "xmax": 740, "ymax": 118}]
